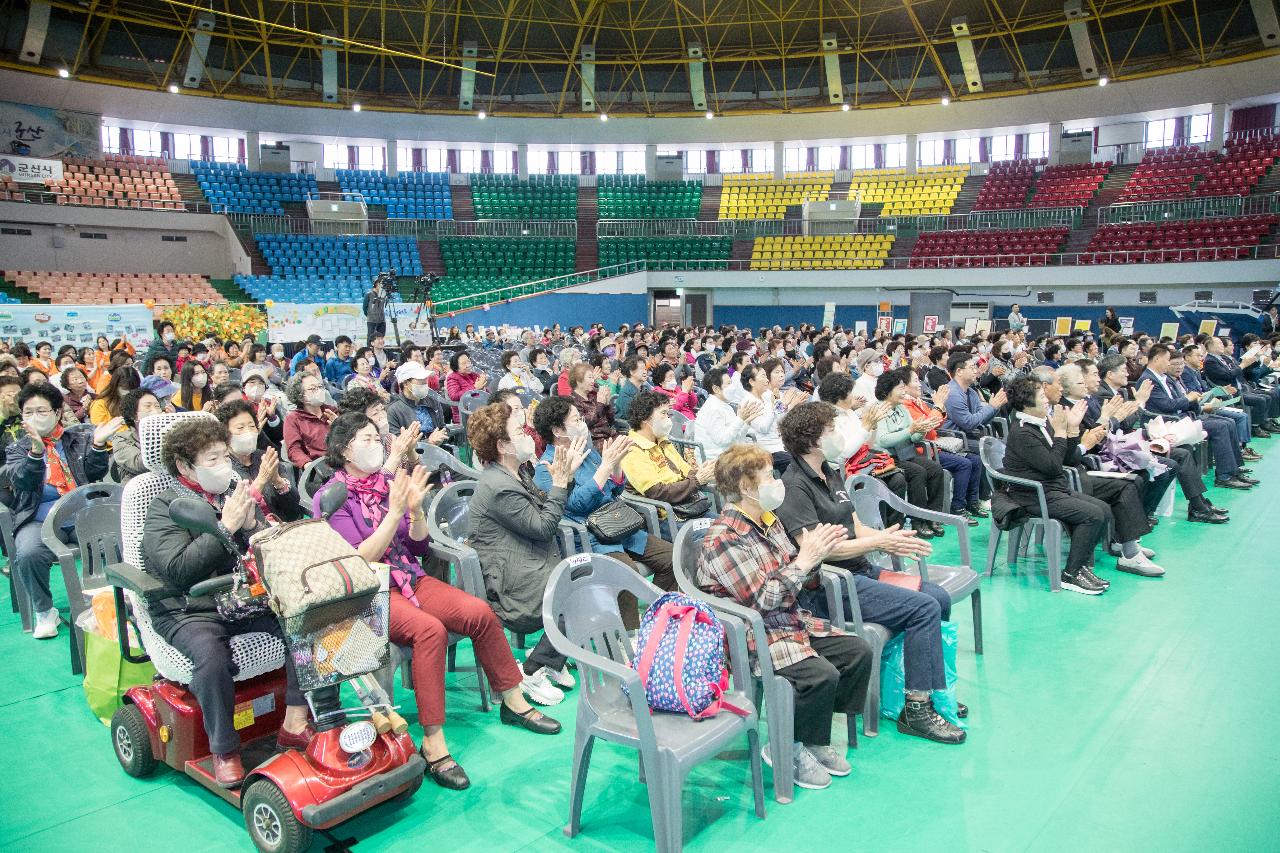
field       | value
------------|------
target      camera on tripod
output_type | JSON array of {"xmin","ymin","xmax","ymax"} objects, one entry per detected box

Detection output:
[{"xmin": 411, "ymin": 272, "xmax": 439, "ymax": 304}]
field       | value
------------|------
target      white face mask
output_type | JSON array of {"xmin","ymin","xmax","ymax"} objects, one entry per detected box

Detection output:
[
  {"xmin": 350, "ymin": 442, "xmax": 385, "ymax": 474},
  {"xmin": 191, "ymin": 374, "xmax": 207, "ymax": 389},
  {"xmin": 411, "ymin": 383, "xmax": 431, "ymax": 400},
  {"xmin": 820, "ymin": 430, "xmax": 852, "ymax": 464},
  {"xmin": 229, "ymin": 431, "xmax": 258, "ymax": 455},
  {"xmin": 864, "ymin": 362, "xmax": 883, "ymax": 378},
  {"xmin": 662, "ymin": 380, "xmax": 677, "ymax": 390},
  {"xmin": 244, "ymin": 384, "xmax": 265, "ymax": 401},
  {"xmin": 304, "ymin": 389, "xmax": 326, "ymax": 406},
  {"xmin": 979, "ymin": 343, "xmax": 993, "ymax": 354},
  {"xmin": 651, "ymin": 415, "xmax": 673, "ymax": 438},
  {"xmin": 510, "ymin": 432, "xmax": 536, "ymax": 463},
  {"xmin": 26, "ymin": 412, "xmax": 58, "ymax": 437},
  {"xmin": 753, "ymin": 477, "xmax": 786, "ymax": 512},
  {"xmin": 566, "ymin": 421, "xmax": 590, "ymax": 441},
  {"xmin": 373, "ymin": 415, "xmax": 390, "ymax": 434},
  {"xmin": 193, "ymin": 462, "xmax": 234, "ymax": 495},
  {"xmin": 163, "ymin": 333, "xmax": 176, "ymax": 344}
]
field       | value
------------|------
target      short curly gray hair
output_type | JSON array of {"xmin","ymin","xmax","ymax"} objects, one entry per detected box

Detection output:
[{"xmin": 284, "ymin": 372, "xmax": 313, "ymax": 407}]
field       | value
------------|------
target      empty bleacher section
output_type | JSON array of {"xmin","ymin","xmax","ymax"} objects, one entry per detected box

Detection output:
[
  {"xmin": 335, "ymin": 170, "xmax": 452, "ymax": 218},
  {"xmin": 192, "ymin": 161, "xmax": 319, "ymax": 214},
  {"xmin": 597, "ymin": 236, "xmax": 732, "ymax": 269},
  {"xmin": 972, "ymin": 160, "xmax": 1040, "ymax": 210},
  {"xmin": 846, "ymin": 166, "xmax": 967, "ymax": 215},
  {"xmin": 908, "ymin": 226, "xmax": 1070, "ymax": 268},
  {"xmin": 718, "ymin": 173, "xmax": 833, "ymax": 219},
  {"xmin": 749, "ymin": 234, "xmax": 894, "ymax": 270},
  {"xmin": 3, "ymin": 271, "xmax": 221, "ymax": 304},
  {"xmin": 596, "ymin": 176, "xmax": 703, "ymax": 219},
  {"xmin": 234, "ymin": 234, "xmax": 422, "ymax": 302},
  {"xmin": 1029, "ymin": 162, "xmax": 1111, "ymax": 208},
  {"xmin": 469, "ymin": 175, "xmax": 577, "ymax": 219},
  {"xmin": 45, "ymin": 155, "xmax": 183, "ymax": 210},
  {"xmin": 1081, "ymin": 214, "xmax": 1278, "ymax": 263},
  {"xmin": 0, "ymin": 175, "xmax": 20, "ymax": 201},
  {"xmin": 1194, "ymin": 136, "xmax": 1280, "ymax": 196},
  {"xmin": 1117, "ymin": 146, "xmax": 1215, "ymax": 202},
  {"xmin": 434, "ymin": 236, "xmax": 575, "ymax": 309}
]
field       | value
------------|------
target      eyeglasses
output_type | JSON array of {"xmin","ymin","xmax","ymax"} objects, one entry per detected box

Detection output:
[{"xmin": 23, "ymin": 408, "xmax": 54, "ymax": 417}]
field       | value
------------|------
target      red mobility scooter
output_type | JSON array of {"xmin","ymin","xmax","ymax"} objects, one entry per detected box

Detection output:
[{"xmin": 104, "ymin": 413, "xmax": 423, "ymax": 853}]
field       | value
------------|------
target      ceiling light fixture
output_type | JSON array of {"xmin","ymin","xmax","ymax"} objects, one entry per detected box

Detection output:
[
  {"xmin": 477, "ymin": 110, "xmax": 486, "ymax": 119},
  {"xmin": 1098, "ymin": 76, "xmax": 1109, "ymax": 86},
  {"xmin": 352, "ymin": 103, "xmax": 361, "ymax": 112},
  {"xmin": 599, "ymin": 113, "xmax": 609, "ymax": 122},
  {"xmin": 841, "ymin": 103, "xmax": 851, "ymax": 111},
  {"xmin": 57, "ymin": 68, "xmax": 70, "ymax": 78},
  {"xmin": 940, "ymin": 96, "xmax": 951, "ymax": 106},
  {"xmin": 168, "ymin": 84, "xmax": 180, "ymax": 94},
  {"xmin": 705, "ymin": 111, "xmax": 714, "ymax": 120}
]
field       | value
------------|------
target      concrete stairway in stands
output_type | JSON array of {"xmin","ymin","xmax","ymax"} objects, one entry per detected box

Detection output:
[
  {"xmin": 951, "ymin": 174, "xmax": 987, "ymax": 215},
  {"xmin": 1064, "ymin": 163, "xmax": 1139, "ymax": 255},
  {"xmin": 730, "ymin": 239, "xmax": 755, "ymax": 266},
  {"xmin": 1252, "ymin": 164, "xmax": 1280, "ymax": 198},
  {"xmin": 575, "ymin": 184, "xmax": 598, "ymax": 272},
  {"xmin": 888, "ymin": 232, "xmax": 919, "ymax": 264},
  {"xmin": 449, "ymin": 182, "xmax": 475, "ymax": 220},
  {"xmin": 233, "ymin": 231, "xmax": 273, "ymax": 275},
  {"xmin": 171, "ymin": 173, "xmax": 206, "ymax": 206},
  {"xmin": 418, "ymin": 239, "xmax": 444, "ymax": 276},
  {"xmin": 699, "ymin": 183, "xmax": 722, "ymax": 220}
]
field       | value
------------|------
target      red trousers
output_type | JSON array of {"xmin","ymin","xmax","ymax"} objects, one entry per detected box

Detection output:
[{"xmin": 388, "ymin": 575, "xmax": 524, "ymax": 728}]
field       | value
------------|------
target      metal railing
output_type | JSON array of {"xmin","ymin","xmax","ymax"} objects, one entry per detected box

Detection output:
[
  {"xmin": 1, "ymin": 189, "xmax": 218, "ymax": 214},
  {"xmin": 1097, "ymin": 193, "xmax": 1280, "ymax": 225},
  {"xmin": 227, "ymin": 215, "xmax": 578, "ymax": 238}
]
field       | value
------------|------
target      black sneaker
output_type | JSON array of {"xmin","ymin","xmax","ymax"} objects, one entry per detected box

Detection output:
[
  {"xmin": 897, "ymin": 699, "xmax": 966, "ymax": 744},
  {"xmin": 1082, "ymin": 566, "xmax": 1110, "ymax": 589},
  {"xmin": 914, "ymin": 522, "xmax": 936, "ymax": 539},
  {"xmin": 1061, "ymin": 567, "xmax": 1106, "ymax": 595},
  {"xmin": 966, "ymin": 502, "xmax": 990, "ymax": 518},
  {"xmin": 954, "ymin": 508, "xmax": 980, "ymax": 527}
]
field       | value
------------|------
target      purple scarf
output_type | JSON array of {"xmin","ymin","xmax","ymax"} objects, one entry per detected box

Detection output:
[{"xmin": 334, "ymin": 468, "xmax": 425, "ymax": 606}]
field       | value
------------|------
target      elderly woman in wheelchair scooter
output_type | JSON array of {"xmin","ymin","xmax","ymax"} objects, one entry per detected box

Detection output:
[{"xmin": 140, "ymin": 418, "xmax": 313, "ymax": 789}]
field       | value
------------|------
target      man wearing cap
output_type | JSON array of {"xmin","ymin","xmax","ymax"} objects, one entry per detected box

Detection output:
[
  {"xmin": 290, "ymin": 335, "xmax": 323, "ymax": 376},
  {"xmin": 387, "ymin": 361, "xmax": 449, "ymax": 443}
]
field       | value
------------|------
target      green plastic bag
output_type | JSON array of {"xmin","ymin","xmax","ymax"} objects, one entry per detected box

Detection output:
[
  {"xmin": 83, "ymin": 629, "xmax": 156, "ymax": 725},
  {"xmin": 878, "ymin": 620, "xmax": 965, "ymax": 728}
]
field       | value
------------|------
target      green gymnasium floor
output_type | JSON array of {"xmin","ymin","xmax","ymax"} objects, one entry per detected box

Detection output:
[{"xmin": 2, "ymin": 455, "xmax": 1279, "ymax": 853}]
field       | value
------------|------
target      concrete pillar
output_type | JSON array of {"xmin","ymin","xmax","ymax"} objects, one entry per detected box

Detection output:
[
  {"xmin": 517, "ymin": 143, "xmax": 529, "ymax": 180},
  {"xmin": 773, "ymin": 140, "xmax": 785, "ymax": 179},
  {"xmin": 244, "ymin": 130, "xmax": 260, "ymax": 170},
  {"xmin": 905, "ymin": 134, "xmax": 918, "ymax": 175},
  {"xmin": 1210, "ymin": 102, "xmax": 1229, "ymax": 150},
  {"xmin": 384, "ymin": 139, "xmax": 398, "ymax": 176},
  {"xmin": 1048, "ymin": 122, "xmax": 1063, "ymax": 165},
  {"xmin": 644, "ymin": 143, "xmax": 657, "ymax": 180}
]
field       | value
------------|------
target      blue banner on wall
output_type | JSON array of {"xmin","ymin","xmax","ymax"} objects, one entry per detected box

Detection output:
[
  {"xmin": 0, "ymin": 100, "xmax": 101, "ymax": 158},
  {"xmin": 0, "ymin": 304, "xmax": 155, "ymax": 350}
]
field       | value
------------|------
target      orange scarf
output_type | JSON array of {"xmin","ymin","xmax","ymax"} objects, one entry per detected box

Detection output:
[{"xmin": 41, "ymin": 425, "xmax": 74, "ymax": 495}]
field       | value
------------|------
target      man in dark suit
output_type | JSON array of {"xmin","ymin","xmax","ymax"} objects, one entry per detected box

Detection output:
[
  {"xmin": 1092, "ymin": 354, "xmax": 1220, "ymax": 522},
  {"xmin": 1198, "ymin": 333, "xmax": 1277, "ymax": 436},
  {"xmin": 1142, "ymin": 344, "xmax": 1255, "ymax": 490},
  {"xmin": 1179, "ymin": 344, "xmax": 1257, "ymax": 459}
]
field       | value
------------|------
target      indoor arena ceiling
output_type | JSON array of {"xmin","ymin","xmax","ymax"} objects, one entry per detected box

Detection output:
[{"xmin": 4, "ymin": 0, "xmax": 1279, "ymax": 116}]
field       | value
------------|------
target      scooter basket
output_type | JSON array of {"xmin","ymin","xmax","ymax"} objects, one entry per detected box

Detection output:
[{"xmin": 283, "ymin": 591, "xmax": 391, "ymax": 693}]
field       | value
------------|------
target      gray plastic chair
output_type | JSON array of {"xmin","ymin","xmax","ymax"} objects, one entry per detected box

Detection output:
[
  {"xmin": 297, "ymin": 457, "xmax": 334, "ymax": 510},
  {"xmin": 514, "ymin": 387, "xmax": 542, "ymax": 408},
  {"xmin": 671, "ymin": 518, "xmax": 868, "ymax": 804},
  {"xmin": 66, "ymin": 500, "xmax": 125, "ymax": 674},
  {"xmin": 0, "ymin": 504, "xmax": 30, "ymax": 631},
  {"xmin": 418, "ymin": 441, "xmax": 481, "ymax": 480},
  {"xmin": 979, "ymin": 436, "xmax": 1064, "ymax": 592},
  {"xmin": 541, "ymin": 553, "xmax": 764, "ymax": 851},
  {"xmin": 39, "ymin": 482, "xmax": 124, "ymax": 671},
  {"xmin": 458, "ymin": 388, "xmax": 490, "ymax": 431},
  {"xmin": 846, "ymin": 474, "xmax": 983, "ymax": 654}
]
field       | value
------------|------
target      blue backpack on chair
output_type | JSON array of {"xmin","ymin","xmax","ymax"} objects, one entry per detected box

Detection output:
[{"xmin": 631, "ymin": 591, "xmax": 748, "ymax": 720}]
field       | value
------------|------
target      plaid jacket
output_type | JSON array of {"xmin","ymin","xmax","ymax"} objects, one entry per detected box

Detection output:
[{"xmin": 696, "ymin": 505, "xmax": 839, "ymax": 673}]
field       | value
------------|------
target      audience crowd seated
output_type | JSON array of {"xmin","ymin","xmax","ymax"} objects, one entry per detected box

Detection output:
[{"xmin": 7, "ymin": 307, "xmax": 1280, "ymax": 808}]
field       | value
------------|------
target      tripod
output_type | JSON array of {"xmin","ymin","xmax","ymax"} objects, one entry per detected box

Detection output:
[{"xmin": 365, "ymin": 272, "xmax": 399, "ymax": 347}]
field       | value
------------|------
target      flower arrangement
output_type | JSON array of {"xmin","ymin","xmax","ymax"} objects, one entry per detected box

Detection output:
[{"xmin": 161, "ymin": 303, "xmax": 265, "ymax": 342}]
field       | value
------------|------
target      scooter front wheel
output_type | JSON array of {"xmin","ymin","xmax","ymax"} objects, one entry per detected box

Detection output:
[
  {"xmin": 242, "ymin": 780, "xmax": 313, "ymax": 853},
  {"xmin": 110, "ymin": 704, "xmax": 156, "ymax": 777}
]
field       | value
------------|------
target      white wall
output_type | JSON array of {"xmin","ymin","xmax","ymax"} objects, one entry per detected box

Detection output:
[
  {"xmin": 0, "ymin": 202, "xmax": 248, "ymax": 277},
  {"xmin": 9, "ymin": 56, "xmax": 1278, "ymax": 147}
]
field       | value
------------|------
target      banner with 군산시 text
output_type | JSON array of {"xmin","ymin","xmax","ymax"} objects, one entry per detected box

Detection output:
[
  {"xmin": 0, "ymin": 100, "xmax": 101, "ymax": 158},
  {"xmin": 266, "ymin": 302, "xmax": 431, "ymax": 344},
  {"xmin": 0, "ymin": 154, "xmax": 62, "ymax": 182},
  {"xmin": 0, "ymin": 304, "xmax": 155, "ymax": 350}
]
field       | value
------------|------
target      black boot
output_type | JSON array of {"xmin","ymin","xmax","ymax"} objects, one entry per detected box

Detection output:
[{"xmin": 897, "ymin": 698, "xmax": 966, "ymax": 744}]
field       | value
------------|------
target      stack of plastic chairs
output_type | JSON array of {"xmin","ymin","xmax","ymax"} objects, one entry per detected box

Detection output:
[
  {"xmin": 2, "ymin": 271, "xmax": 221, "ymax": 304},
  {"xmin": 596, "ymin": 176, "xmax": 703, "ymax": 219},
  {"xmin": 597, "ymin": 236, "xmax": 731, "ymax": 269},
  {"xmin": 335, "ymin": 170, "xmax": 452, "ymax": 218},
  {"xmin": 750, "ymin": 234, "xmax": 895, "ymax": 269},
  {"xmin": 46, "ymin": 155, "xmax": 183, "ymax": 210},
  {"xmin": 718, "ymin": 172, "xmax": 833, "ymax": 219},
  {"xmin": 192, "ymin": 161, "xmax": 319, "ymax": 214},
  {"xmin": 469, "ymin": 175, "xmax": 577, "ymax": 219},
  {"xmin": 235, "ymin": 234, "xmax": 423, "ymax": 302}
]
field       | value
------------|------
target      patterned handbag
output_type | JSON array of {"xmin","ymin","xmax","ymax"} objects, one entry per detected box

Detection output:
[
  {"xmin": 250, "ymin": 519, "xmax": 380, "ymax": 622},
  {"xmin": 632, "ymin": 592, "xmax": 749, "ymax": 720}
]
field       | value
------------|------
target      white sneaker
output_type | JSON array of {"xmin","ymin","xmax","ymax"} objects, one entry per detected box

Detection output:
[
  {"xmin": 978, "ymin": 499, "xmax": 991, "ymax": 513},
  {"xmin": 545, "ymin": 664, "xmax": 576, "ymax": 690},
  {"xmin": 520, "ymin": 667, "xmax": 565, "ymax": 706},
  {"xmin": 806, "ymin": 744, "xmax": 851, "ymax": 777},
  {"xmin": 792, "ymin": 746, "xmax": 833, "ymax": 790},
  {"xmin": 1108, "ymin": 543, "xmax": 1156, "ymax": 559},
  {"xmin": 32, "ymin": 608, "xmax": 61, "ymax": 640},
  {"xmin": 1117, "ymin": 552, "xmax": 1165, "ymax": 577}
]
